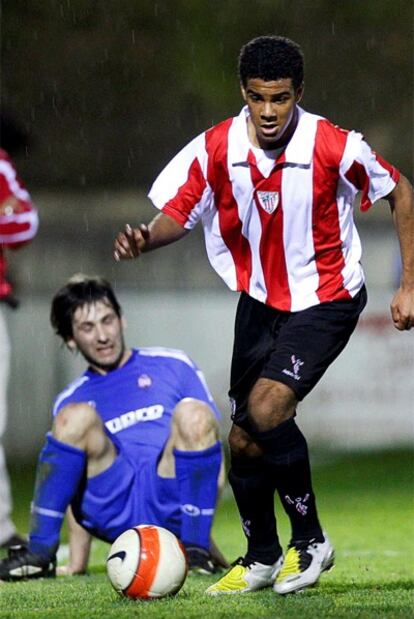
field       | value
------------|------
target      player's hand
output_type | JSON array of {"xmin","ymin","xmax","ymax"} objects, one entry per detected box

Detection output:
[
  {"xmin": 0, "ymin": 196, "xmax": 26, "ymax": 216},
  {"xmin": 390, "ymin": 287, "xmax": 414, "ymax": 330},
  {"xmin": 113, "ymin": 223, "xmax": 150, "ymax": 261},
  {"xmin": 56, "ymin": 564, "xmax": 87, "ymax": 576}
]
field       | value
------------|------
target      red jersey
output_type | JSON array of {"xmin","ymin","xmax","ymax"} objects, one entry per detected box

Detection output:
[
  {"xmin": 0, "ymin": 149, "xmax": 38, "ymax": 299},
  {"xmin": 148, "ymin": 107, "xmax": 399, "ymax": 311}
]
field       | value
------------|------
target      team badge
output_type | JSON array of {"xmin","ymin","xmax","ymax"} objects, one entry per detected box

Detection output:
[
  {"xmin": 256, "ymin": 190, "xmax": 279, "ymax": 214},
  {"xmin": 137, "ymin": 374, "xmax": 152, "ymax": 388}
]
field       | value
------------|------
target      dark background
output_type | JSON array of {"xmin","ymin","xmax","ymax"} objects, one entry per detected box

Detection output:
[
  {"xmin": 2, "ymin": 0, "xmax": 413, "ymax": 189},
  {"xmin": 1, "ymin": 0, "xmax": 413, "ymax": 460}
]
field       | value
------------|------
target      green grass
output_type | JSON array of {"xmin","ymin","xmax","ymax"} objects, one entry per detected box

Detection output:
[{"xmin": 1, "ymin": 450, "xmax": 413, "ymax": 618}]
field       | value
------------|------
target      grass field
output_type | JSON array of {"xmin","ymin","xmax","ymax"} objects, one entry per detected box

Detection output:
[{"xmin": 0, "ymin": 449, "xmax": 413, "ymax": 618}]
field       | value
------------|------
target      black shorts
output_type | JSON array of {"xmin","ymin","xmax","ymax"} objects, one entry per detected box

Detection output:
[{"xmin": 229, "ymin": 287, "xmax": 367, "ymax": 431}]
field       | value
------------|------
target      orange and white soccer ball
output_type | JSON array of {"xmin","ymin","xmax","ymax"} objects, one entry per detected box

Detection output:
[{"xmin": 106, "ymin": 524, "xmax": 188, "ymax": 600}]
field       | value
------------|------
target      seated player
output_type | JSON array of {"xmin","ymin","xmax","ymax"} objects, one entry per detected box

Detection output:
[{"xmin": 0, "ymin": 274, "xmax": 227, "ymax": 580}]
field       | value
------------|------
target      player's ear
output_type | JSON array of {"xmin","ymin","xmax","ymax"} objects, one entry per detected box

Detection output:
[
  {"xmin": 121, "ymin": 316, "xmax": 127, "ymax": 331},
  {"xmin": 295, "ymin": 82, "xmax": 304, "ymax": 103},
  {"xmin": 66, "ymin": 338, "xmax": 77, "ymax": 352},
  {"xmin": 240, "ymin": 83, "xmax": 247, "ymax": 102}
]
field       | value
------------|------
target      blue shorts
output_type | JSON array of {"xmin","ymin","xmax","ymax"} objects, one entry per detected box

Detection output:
[{"xmin": 71, "ymin": 443, "xmax": 181, "ymax": 543}]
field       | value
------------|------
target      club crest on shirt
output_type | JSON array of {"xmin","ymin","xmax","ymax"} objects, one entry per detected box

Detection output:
[
  {"xmin": 256, "ymin": 190, "xmax": 279, "ymax": 214},
  {"xmin": 137, "ymin": 374, "xmax": 152, "ymax": 388}
]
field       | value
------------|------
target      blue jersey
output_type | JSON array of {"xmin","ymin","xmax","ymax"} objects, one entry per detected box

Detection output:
[
  {"xmin": 51, "ymin": 347, "xmax": 221, "ymax": 542},
  {"xmin": 53, "ymin": 347, "xmax": 220, "ymax": 458}
]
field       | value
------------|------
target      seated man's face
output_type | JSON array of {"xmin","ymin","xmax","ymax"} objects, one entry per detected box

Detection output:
[{"xmin": 68, "ymin": 299, "xmax": 127, "ymax": 373}]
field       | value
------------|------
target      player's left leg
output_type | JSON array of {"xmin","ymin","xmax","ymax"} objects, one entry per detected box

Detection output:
[
  {"xmin": 255, "ymin": 288, "xmax": 367, "ymax": 594},
  {"xmin": 158, "ymin": 398, "xmax": 224, "ymax": 574}
]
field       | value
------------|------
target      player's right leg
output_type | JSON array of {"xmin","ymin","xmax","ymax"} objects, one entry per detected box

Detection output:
[
  {"xmin": 0, "ymin": 403, "xmax": 115, "ymax": 581},
  {"xmin": 206, "ymin": 424, "xmax": 283, "ymax": 595},
  {"xmin": 206, "ymin": 294, "xmax": 286, "ymax": 596}
]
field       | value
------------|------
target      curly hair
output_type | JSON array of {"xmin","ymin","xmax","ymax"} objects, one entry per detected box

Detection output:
[
  {"xmin": 50, "ymin": 273, "xmax": 122, "ymax": 342},
  {"xmin": 238, "ymin": 35, "xmax": 304, "ymax": 91}
]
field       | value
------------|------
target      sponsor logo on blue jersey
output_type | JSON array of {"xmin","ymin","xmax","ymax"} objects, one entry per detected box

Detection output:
[
  {"xmin": 181, "ymin": 504, "xmax": 215, "ymax": 517},
  {"xmin": 105, "ymin": 404, "xmax": 164, "ymax": 434}
]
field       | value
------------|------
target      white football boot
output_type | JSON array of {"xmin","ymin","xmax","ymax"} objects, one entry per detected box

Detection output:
[
  {"xmin": 274, "ymin": 534, "xmax": 334, "ymax": 595},
  {"xmin": 206, "ymin": 555, "xmax": 283, "ymax": 595}
]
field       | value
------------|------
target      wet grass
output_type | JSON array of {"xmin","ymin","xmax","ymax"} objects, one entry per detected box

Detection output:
[{"xmin": 1, "ymin": 449, "xmax": 413, "ymax": 618}]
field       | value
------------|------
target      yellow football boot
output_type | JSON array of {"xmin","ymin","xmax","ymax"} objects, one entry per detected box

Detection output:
[
  {"xmin": 274, "ymin": 534, "xmax": 334, "ymax": 595},
  {"xmin": 205, "ymin": 555, "xmax": 283, "ymax": 595}
]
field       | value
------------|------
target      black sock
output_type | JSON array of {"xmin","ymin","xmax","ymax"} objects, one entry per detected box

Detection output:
[
  {"xmin": 256, "ymin": 419, "xmax": 323, "ymax": 542},
  {"xmin": 229, "ymin": 455, "xmax": 282, "ymax": 564}
]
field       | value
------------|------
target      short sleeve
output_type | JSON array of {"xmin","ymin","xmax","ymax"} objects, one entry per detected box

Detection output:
[
  {"xmin": 340, "ymin": 132, "xmax": 400, "ymax": 211},
  {"xmin": 148, "ymin": 133, "xmax": 212, "ymax": 230},
  {"xmin": 0, "ymin": 151, "xmax": 38, "ymax": 247}
]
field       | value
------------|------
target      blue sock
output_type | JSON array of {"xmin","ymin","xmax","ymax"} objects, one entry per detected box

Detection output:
[
  {"xmin": 29, "ymin": 433, "xmax": 86, "ymax": 558},
  {"xmin": 173, "ymin": 441, "xmax": 222, "ymax": 551}
]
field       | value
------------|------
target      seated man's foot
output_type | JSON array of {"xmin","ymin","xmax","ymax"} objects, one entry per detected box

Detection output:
[
  {"xmin": 274, "ymin": 534, "xmax": 334, "ymax": 595},
  {"xmin": 0, "ymin": 545, "xmax": 56, "ymax": 581},
  {"xmin": 0, "ymin": 534, "xmax": 27, "ymax": 549},
  {"xmin": 205, "ymin": 555, "xmax": 283, "ymax": 595},
  {"xmin": 186, "ymin": 545, "xmax": 223, "ymax": 575}
]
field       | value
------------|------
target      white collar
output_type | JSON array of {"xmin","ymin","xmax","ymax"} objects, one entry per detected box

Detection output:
[{"xmin": 236, "ymin": 105, "xmax": 321, "ymax": 166}]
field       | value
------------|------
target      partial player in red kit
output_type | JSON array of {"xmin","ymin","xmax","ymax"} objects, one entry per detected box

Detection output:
[
  {"xmin": 0, "ymin": 148, "xmax": 39, "ymax": 548},
  {"xmin": 114, "ymin": 36, "xmax": 414, "ymax": 596}
]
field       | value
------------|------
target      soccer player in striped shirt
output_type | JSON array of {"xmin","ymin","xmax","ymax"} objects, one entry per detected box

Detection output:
[
  {"xmin": 113, "ymin": 35, "xmax": 414, "ymax": 595},
  {"xmin": 0, "ymin": 148, "xmax": 38, "ymax": 550}
]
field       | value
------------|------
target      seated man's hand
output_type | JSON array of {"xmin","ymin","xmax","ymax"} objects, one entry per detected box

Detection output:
[{"xmin": 57, "ymin": 564, "xmax": 87, "ymax": 576}]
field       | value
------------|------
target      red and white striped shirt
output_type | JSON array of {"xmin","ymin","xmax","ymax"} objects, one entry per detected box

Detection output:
[
  {"xmin": 148, "ymin": 107, "xmax": 399, "ymax": 311},
  {"xmin": 0, "ymin": 149, "xmax": 39, "ymax": 299}
]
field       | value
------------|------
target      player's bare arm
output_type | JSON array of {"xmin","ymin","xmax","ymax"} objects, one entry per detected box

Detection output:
[
  {"xmin": 113, "ymin": 213, "xmax": 187, "ymax": 261},
  {"xmin": 387, "ymin": 174, "xmax": 414, "ymax": 331},
  {"xmin": 57, "ymin": 507, "xmax": 91, "ymax": 576}
]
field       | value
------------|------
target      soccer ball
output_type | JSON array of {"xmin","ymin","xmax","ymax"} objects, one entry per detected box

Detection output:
[{"xmin": 106, "ymin": 524, "xmax": 188, "ymax": 600}]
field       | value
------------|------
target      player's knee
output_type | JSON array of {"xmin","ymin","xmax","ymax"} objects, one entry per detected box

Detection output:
[
  {"xmin": 52, "ymin": 403, "xmax": 101, "ymax": 447},
  {"xmin": 228, "ymin": 424, "xmax": 263, "ymax": 458},
  {"xmin": 247, "ymin": 379, "xmax": 296, "ymax": 432},
  {"xmin": 172, "ymin": 398, "xmax": 219, "ymax": 450}
]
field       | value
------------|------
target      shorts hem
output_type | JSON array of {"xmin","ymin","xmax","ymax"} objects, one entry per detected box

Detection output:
[{"xmin": 259, "ymin": 371, "xmax": 305, "ymax": 401}]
